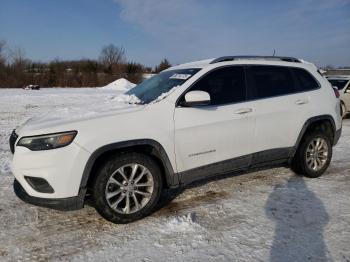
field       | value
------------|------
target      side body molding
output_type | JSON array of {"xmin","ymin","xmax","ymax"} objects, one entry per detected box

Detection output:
[{"xmin": 79, "ymin": 139, "xmax": 179, "ymax": 194}]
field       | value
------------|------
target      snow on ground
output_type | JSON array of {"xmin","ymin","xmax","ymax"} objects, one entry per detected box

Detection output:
[
  {"xmin": 0, "ymin": 88, "xmax": 349, "ymax": 261},
  {"xmin": 101, "ymin": 78, "xmax": 136, "ymax": 91}
]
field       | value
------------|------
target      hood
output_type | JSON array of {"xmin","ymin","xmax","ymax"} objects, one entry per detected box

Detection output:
[{"xmin": 16, "ymin": 96, "xmax": 145, "ymax": 135}]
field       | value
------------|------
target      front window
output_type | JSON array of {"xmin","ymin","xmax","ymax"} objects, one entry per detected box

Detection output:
[
  {"xmin": 328, "ymin": 79, "xmax": 349, "ymax": 90},
  {"xmin": 182, "ymin": 66, "xmax": 246, "ymax": 105},
  {"xmin": 126, "ymin": 68, "xmax": 200, "ymax": 104}
]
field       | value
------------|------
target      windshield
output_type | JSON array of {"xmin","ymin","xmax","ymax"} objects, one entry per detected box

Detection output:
[
  {"xmin": 328, "ymin": 79, "xmax": 349, "ymax": 90},
  {"xmin": 126, "ymin": 68, "xmax": 201, "ymax": 103}
]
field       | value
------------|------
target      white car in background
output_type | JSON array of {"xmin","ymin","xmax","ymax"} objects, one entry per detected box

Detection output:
[{"xmin": 326, "ymin": 75, "xmax": 350, "ymax": 117}]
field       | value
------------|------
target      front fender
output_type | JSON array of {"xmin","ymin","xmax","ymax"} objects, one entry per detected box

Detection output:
[{"xmin": 79, "ymin": 139, "xmax": 179, "ymax": 194}]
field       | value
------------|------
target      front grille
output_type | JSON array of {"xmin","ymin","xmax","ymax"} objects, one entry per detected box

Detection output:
[{"xmin": 9, "ymin": 130, "xmax": 18, "ymax": 154}]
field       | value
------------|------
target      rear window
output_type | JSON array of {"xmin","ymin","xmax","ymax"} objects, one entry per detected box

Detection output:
[
  {"xmin": 292, "ymin": 68, "xmax": 319, "ymax": 92},
  {"xmin": 247, "ymin": 65, "xmax": 295, "ymax": 99}
]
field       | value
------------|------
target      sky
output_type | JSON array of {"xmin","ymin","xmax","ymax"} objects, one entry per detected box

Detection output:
[{"xmin": 0, "ymin": 0, "xmax": 350, "ymax": 67}]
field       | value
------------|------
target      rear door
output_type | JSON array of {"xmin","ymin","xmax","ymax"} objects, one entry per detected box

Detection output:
[
  {"xmin": 246, "ymin": 65, "xmax": 318, "ymax": 164},
  {"xmin": 174, "ymin": 66, "xmax": 255, "ymax": 182}
]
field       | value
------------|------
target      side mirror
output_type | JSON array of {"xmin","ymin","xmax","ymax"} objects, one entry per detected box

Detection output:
[
  {"xmin": 182, "ymin": 90, "xmax": 211, "ymax": 107},
  {"xmin": 346, "ymin": 89, "xmax": 350, "ymax": 94}
]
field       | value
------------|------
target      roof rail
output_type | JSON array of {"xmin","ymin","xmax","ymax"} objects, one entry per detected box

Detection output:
[{"xmin": 210, "ymin": 56, "xmax": 301, "ymax": 64}]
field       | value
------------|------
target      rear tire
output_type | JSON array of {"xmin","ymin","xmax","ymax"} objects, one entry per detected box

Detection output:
[
  {"xmin": 92, "ymin": 152, "xmax": 162, "ymax": 224},
  {"xmin": 291, "ymin": 130, "xmax": 332, "ymax": 178}
]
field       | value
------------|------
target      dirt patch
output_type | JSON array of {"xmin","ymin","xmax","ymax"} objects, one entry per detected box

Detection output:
[
  {"xmin": 155, "ymin": 190, "xmax": 230, "ymax": 216},
  {"xmin": 24, "ymin": 104, "xmax": 39, "ymax": 109}
]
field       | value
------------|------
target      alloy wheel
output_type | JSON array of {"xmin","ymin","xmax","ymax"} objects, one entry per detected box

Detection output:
[
  {"xmin": 105, "ymin": 163, "xmax": 154, "ymax": 214},
  {"xmin": 305, "ymin": 137, "xmax": 329, "ymax": 172}
]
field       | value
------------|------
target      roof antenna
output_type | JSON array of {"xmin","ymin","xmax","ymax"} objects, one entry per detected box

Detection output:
[{"xmin": 273, "ymin": 49, "xmax": 276, "ymax": 56}]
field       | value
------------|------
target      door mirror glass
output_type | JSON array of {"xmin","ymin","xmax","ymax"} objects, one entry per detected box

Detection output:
[{"xmin": 183, "ymin": 91, "xmax": 211, "ymax": 107}]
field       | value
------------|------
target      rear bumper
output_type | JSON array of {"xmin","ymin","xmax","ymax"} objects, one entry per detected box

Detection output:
[
  {"xmin": 14, "ymin": 179, "xmax": 85, "ymax": 211},
  {"xmin": 333, "ymin": 127, "xmax": 342, "ymax": 146}
]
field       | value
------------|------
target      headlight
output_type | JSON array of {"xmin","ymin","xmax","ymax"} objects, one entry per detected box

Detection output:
[{"xmin": 17, "ymin": 131, "xmax": 77, "ymax": 151}]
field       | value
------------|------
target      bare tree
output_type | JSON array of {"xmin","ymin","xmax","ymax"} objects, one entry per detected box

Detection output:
[
  {"xmin": 10, "ymin": 47, "xmax": 27, "ymax": 67},
  {"xmin": 0, "ymin": 40, "xmax": 7, "ymax": 65},
  {"xmin": 100, "ymin": 44, "xmax": 125, "ymax": 74},
  {"xmin": 0, "ymin": 41, "xmax": 7, "ymax": 87},
  {"xmin": 0, "ymin": 42, "xmax": 150, "ymax": 88},
  {"xmin": 154, "ymin": 58, "xmax": 171, "ymax": 73},
  {"xmin": 7, "ymin": 47, "xmax": 30, "ymax": 88},
  {"xmin": 124, "ymin": 62, "xmax": 144, "ymax": 83}
]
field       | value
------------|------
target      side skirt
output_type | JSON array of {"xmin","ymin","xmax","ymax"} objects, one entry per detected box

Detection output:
[{"xmin": 179, "ymin": 147, "xmax": 293, "ymax": 185}]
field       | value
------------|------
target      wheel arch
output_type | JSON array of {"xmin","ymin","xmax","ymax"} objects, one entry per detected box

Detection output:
[
  {"xmin": 290, "ymin": 115, "xmax": 336, "ymax": 160},
  {"xmin": 79, "ymin": 139, "xmax": 179, "ymax": 197}
]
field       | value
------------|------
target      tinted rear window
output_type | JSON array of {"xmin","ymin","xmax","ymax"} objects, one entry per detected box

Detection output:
[
  {"xmin": 292, "ymin": 68, "xmax": 319, "ymax": 92},
  {"xmin": 247, "ymin": 66, "xmax": 295, "ymax": 99}
]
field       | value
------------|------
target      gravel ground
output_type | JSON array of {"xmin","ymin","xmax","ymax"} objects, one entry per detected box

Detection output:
[{"xmin": 0, "ymin": 88, "xmax": 349, "ymax": 262}]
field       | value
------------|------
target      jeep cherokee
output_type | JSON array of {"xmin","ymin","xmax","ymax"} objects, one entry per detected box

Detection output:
[{"xmin": 10, "ymin": 56, "xmax": 342, "ymax": 223}]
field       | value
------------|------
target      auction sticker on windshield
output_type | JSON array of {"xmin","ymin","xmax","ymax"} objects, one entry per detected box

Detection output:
[{"xmin": 169, "ymin": 74, "xmax": 192, "ymax": 80}]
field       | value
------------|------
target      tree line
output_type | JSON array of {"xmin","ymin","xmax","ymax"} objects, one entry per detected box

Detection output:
[{"xmin": 0, "ymin": 41, "xmax": 171, "ymax": 88}]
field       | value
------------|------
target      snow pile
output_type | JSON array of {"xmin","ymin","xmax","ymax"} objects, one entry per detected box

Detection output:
[
  {"xmin": 109, "ymin": 94, "xmax": 141, "ymax": 104},
  {"xmin": 101, "ymin": 78, "xmax": 136, "ymax": 91},
  {"xmin": 161, "ymin": 213, "xmax": 203, "ymax": 233}
]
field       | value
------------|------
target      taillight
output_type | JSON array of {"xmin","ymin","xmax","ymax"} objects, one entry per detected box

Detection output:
[{"xmin": 333, "ymin": 87, "xmax": 340, "ymax": 98}]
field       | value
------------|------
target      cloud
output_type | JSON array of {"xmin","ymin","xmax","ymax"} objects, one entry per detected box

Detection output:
[
  {"xmin": 286, "ymin": 0, "xmax": 350, "ymax": 20},
  {"xmin": 113, "ymin": 0, "xmax": 350, "ymax": 66},
  {"xmin": 114, "ymin": 0, "xmax": 218, "ymax": 63},
  {"xmin": 114, "ymin": 0, "xmax": 350, "ymax": 37},
  {"xmin": 115, "ymin": 0, "xmax": 198, "ymax": 33}
]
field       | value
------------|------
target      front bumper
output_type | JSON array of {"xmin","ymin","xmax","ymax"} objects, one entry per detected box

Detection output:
[
  {"xmin": 11, "ymin": 139, "xmax": 91, "ymax": 200},
  {"xmin": 14, "ymin": 179, "xmax": 84, "ymax": 211}
]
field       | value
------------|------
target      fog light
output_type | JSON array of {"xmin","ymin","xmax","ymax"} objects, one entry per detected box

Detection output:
[{"xmin": 24, "ymin": 176, "xmax": 54, "ymax": 193}]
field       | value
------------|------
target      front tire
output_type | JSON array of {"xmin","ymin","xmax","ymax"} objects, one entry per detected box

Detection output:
[
  {"xmin": 291, "ymin": 130, "xmax": 332, "ymax": 178},
  {"xmin": 92, "ymin": 152, "xmax": 162, "ymax": 224}
]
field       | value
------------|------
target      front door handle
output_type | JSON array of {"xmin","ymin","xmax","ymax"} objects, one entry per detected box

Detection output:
[
  {"xmin": 235, "ymin": 108, "xmax": 253, "ymax": 114},
  {"xmin": 295, "ymin": 99, "xmax": 309, "ymax": 105}
]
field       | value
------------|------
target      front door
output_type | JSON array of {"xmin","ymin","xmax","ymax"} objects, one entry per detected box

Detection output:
[{"xmin": 174, "ymin": 66, "xmax": 255, "ymax": 183}]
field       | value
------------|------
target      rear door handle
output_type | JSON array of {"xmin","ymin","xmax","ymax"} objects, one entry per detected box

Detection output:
[
  {"xmin": 235, "ymin": 108, "xmax": 253, "ymax": 114},
  {"xmin": 295, "ymin": 99, "xmax": 309, "ymax": 105}
]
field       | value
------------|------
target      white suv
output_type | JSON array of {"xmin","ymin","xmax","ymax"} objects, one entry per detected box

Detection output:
[
  {"xmin": 326, "ymin": 75, "xmax": 350, "ymax": 117},
  {"xmin": 10, "ymin": 56, "xmax": 342, "ymax": 223}
]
